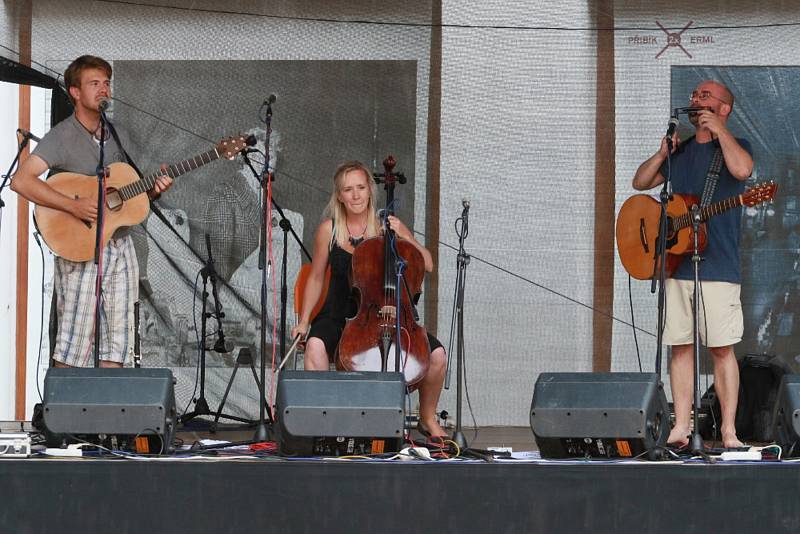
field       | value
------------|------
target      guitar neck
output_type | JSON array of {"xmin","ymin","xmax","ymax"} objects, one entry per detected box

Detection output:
[
  {"xmin": 117, "ymin": 147, "xmax": 221, "ymax": 200},
  {"xmin": 673, "ymin": 194, "xmax": 743, "ymax": 231}
]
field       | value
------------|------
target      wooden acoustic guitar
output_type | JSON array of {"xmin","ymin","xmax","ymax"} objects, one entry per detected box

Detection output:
[
  {"xmin": 616, "ymin": 181, "xmax": 777, "ymax": 280},
  {"xmin": 34, "ymin": 135, "xmax": 249, "ymax": 262}
]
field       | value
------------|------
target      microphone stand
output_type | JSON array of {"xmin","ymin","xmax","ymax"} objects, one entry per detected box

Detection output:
[
  {"xmin": 651, "ymin": 109, "xmax": 678, "ymax": 378},
  {"xmin": 254, "ymin": 99, "xmax": 276, "ymax": 442},
  {"xmin": 689, "ymin": 204, "xmax": 706, "ymax": 456},
  {"xmin": 239, "ymin": 149, "xmax": 312, "ymax": 438},
  {"xmin": 445, "ymin": 201, "xmax": 470, "ymax": 450},
  {"xmin": 181, "ymin": 234, "xmax": 256, "ymax": 427},
  {"xmin": 1, "ymin": 132, "xmax": 34, "ymax": 239},
  {"xmin": 92, "ymin": 109, "xmax": 109, "ymax": 368}
]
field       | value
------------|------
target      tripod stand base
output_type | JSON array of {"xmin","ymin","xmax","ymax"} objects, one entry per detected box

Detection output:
[
  {"xmin": 179, "ymin": 396, "xmax": 211, "ymax": 425},
  {"xmin": 690, "ymin": 432, "xmax": 705, "ymax": 455},
  {"xmin": 452, "ymin": 429, "xmax": 468, "ymax": 450},
  {"xmin": 253, "ymin": 422, "xmax": 272, "ymax": 442},
  {"xmin": 211, "ymin": 348, "xmax": 270, "ymax": 432}
]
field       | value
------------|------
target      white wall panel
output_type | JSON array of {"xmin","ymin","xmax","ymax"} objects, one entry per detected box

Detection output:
[
  {"xmin": 0, "ymin": 81, "xmax": 19, "ymax": 419},
  {"xmin": 439, "ymin": 1, "xmax": 598, "ymax": 425}
]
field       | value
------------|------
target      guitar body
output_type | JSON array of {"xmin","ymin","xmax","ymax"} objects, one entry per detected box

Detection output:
[
  {"xmin": 617, "ymin": 182, "xmax": 777, "ymax": 281},
  {"xmin": 34, "ymin": 163, "xmax": 150, "ymax": 262},
  {"xmin": 616, "ymin": 193, "xmax": 707, "ymax": 280}
]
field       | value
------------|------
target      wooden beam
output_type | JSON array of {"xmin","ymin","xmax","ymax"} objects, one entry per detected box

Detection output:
[
  {"xmin": 15, "ymin": 0, "xmax": 33, "ymax": 420},
  {"xmin": 424, "ymin": 0, "xmax": 442, "ymax": 337},
  {"xmin": 592, "ymin": 0, "xmax": 615, "ymax": 372}
]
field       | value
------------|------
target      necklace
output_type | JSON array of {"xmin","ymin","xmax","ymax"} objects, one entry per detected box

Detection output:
[
  {"xmin": 346, "ymin": 218, "xmax": 367, "ymax": 247},
  {"xmin": 75, "ymin": 116, "xmax": 104, "ymax": 140}
]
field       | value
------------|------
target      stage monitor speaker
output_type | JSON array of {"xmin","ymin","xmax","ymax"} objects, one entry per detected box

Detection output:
[
  {"xmin": 772, "ymin": 374, "xmax": 800, "ymax": 457},
  {"xmin": 530, "ymin": 372, "xmax": 669, "ymax": 459},
  {"xmin": 42, "ymin": 367, "xmax": 177, "ymax": 454},
  {"xmin": 276, "ymin": 370, "xmax": 405, "ymax": 456}
]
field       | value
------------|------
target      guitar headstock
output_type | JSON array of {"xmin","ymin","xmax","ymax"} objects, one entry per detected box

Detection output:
[
  {"xmin": 216, "ymin": 135, "xmax": 254, "ymax": 160},
  {"xmin": 743, "ymin": 181, "xmax": 778, "ymax": 207}
]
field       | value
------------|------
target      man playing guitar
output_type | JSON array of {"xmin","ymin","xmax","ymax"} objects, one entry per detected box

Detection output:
[
  {"xmin": 632, "ymin": 80, "xmax": 753, "ymax": 449},
  {"xmin": 11, "ymin": 55, "xmax": 172, "ymax": 368}
]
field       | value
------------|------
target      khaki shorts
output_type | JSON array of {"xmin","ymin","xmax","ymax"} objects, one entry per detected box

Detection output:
[{"xmin": 662, "ymin": 279, "xmax": 743, "ymax": 348}]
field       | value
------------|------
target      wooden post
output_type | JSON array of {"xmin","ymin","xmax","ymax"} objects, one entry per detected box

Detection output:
[
  {"xmin": 15, "ymin": 0, "xmax": 33, "ymax": 420},
  {"xmin": 592, "ymin": 1, "xmax": 615, "ymax": 372},
  {"xmin": 424, "ymin": 0, "xmax": 442, "ymax": 337}
]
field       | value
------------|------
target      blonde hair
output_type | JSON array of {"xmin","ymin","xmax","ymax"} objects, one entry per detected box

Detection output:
[{"xmin": 325, "ymin": 161, "xmax": 381, "ymax": 249}]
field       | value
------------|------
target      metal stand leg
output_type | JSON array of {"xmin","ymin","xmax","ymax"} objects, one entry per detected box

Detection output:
[{"xmin": 211, "ymin": 348, "xmax": 268, "ymax": 432}]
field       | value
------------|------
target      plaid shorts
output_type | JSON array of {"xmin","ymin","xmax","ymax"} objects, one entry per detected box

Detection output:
[{"xmin": 52, "ymin": 235, "xmax": 139, "ymax": 367}]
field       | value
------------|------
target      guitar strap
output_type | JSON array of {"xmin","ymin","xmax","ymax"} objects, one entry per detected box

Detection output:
[
  {"xmin": 700, "ymin": 143, "xmax": 724, "ymax": 207},
  {"xmin": 104, "ymin": 119, "xmax": 144, "ymax": 178}
]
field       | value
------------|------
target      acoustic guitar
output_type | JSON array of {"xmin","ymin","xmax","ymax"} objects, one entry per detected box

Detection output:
[
  {"xmin": 616, "ymin": 181, "xmax": 777, "ymax": 280},
  {"xmin": 34, "ymin": 135, "xmax": 249, "ymax": 262}
]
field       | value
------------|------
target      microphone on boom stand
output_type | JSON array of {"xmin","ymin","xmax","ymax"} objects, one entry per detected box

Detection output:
[{"xmin": 16, "ymin": 129, "xmax": 41, "ymax": 143}]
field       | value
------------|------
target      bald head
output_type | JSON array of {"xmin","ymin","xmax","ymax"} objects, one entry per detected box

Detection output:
[{"xmin": 698, "ymin": 80, "xmax": 734, "ymax": 108}]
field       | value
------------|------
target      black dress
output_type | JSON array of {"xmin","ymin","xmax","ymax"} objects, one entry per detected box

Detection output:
[{"xmin": 307, "ymin": 238, "xmax": 443, "ymax": 361}]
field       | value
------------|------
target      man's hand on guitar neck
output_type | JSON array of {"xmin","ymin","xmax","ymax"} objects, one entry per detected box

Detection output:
[{"xmin": 148, "ymin": 164, "xmax": 174, "ymax": 200}]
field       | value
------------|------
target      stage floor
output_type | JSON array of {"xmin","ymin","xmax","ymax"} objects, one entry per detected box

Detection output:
[
  {"xmin": 3, "ymin": 422, "xmax": 799, "ymax": 533},
  {"xmin": 181, "ymin": 422, "xmax": 749, "ymax": 453}
]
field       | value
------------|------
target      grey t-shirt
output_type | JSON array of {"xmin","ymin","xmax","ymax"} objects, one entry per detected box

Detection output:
[{"xmin": 32, "ymin": 113, "xmax": 138, "ymax": 239}]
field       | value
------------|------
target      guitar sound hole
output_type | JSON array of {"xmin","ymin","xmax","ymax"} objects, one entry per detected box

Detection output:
[{"xmin": 106, "ymin": 188, "xmax": 123, "ymax": 210}]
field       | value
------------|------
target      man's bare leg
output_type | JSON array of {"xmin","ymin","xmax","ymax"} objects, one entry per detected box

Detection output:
[
  {"xmin": 667, "ymin": 344, "xmax": 694, "ymax": 446},
  {"xmin": 710, "ymin": 345, "xmax": 744, "ymax": 448}
]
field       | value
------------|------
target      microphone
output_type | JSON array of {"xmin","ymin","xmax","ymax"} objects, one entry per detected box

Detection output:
[
  {"xmin": 205, "ymin": 233, "xmax": 216, "ymax": 266},
  {"xmin": 98, "ymin": 98, "xmax": 110, "ymax": 112},
  {"xmin": 240, "ymin": 135, "xmax": 260, "ymax": 155},
  {"xmin": 264, "ymin": 94, "xmax": 277, "ymax": 105},
  {"xmin": 212, "ymin": 331, "xmax": 229, "ymax": 353},
  {"xmin": 17, "ymin": 129, "xmax": 41, "ymax": 143},
  {"xmin": 665, "ymin": 114, "xmax": 679, "ymax": 141},
  {"xmin": 461, "ymin": 198, "xmax": 470, "ymax": 216}
]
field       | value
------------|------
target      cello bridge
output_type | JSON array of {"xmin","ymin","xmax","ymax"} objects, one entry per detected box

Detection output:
[{"xmin": 378, "ymin": 305, "xmax": 397, "ymax": 321}]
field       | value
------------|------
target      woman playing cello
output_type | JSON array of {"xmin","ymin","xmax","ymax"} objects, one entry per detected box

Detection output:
[{"xmin": 291, "ymin": 160, "xmax": 448, "ymax": 440}]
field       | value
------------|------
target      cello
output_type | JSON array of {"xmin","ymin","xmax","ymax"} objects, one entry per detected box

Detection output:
[{"xmin": 336, "ymin": 156, "xmax": 430, "ymax": 386}]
